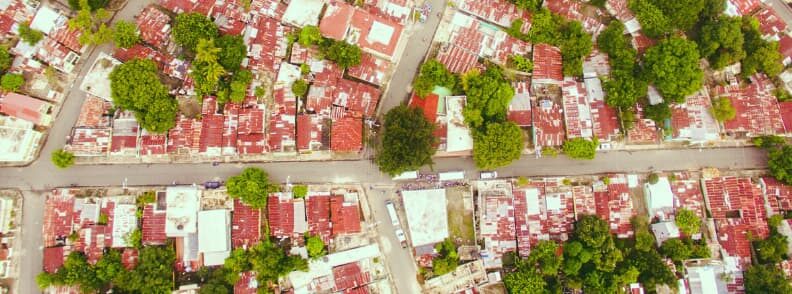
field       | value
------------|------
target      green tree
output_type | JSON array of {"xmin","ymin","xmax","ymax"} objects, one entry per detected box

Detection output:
[
  {"xmin": 697, "ymin": 16, "xmax": 745, "ymax": 69},
  {"xmin": 769, "ymin": 145, "xmax": 792, "ymax": 185},
  {"xmin": 68, "ymin": 0, "xmax": 108, "ymax": 10},
  {"xmin": 643, "ymin": 37, "xmax": 703, "ymax": 103},
  {"xmin": 114, "ymin": 246, "xmax": 176, "ymax": 293},
  {"xmin": 69, "ymin": 0, "xmax": 112, "ymax": 45},
  {"xmin": 223, "ymin": 248, "xmax": 252, "ymax": 285},
  {"xmin": 562, "ymin": 137, "xmax": 598, "ymax": 160},
  {"xmin": 528, "ymin": 9, "xmax": 563, "ymax": 45},
  {"xmin": 299, "ymin": 25, "xmax": 322, "ymax": 47},
  {"xmin": 710, "ymin": 97, "xmax": 736, "ymax": 122},
  {"xmin": 247, "ymin": 242, "xmax": 308, "ymax": 287},
  {"xmin": 18, "ymin": 22, "xmax": 43, "ymax": 45},
  {"xmin": 125, "ymin": 229, "xmax": 142, "ymax": 248},
  {"xmin": 675, "ymin": 208, "xmax": 701, "ymax": 235},
  {"xmin": 173, "ymin": 13, "xmax": 219, "ymax": 51},
  {"xmin": 112, "ymin": 20, "xmax": 139, "ymax": 48},
  {"xmin": 306, "ymin": 234, "xmax": 326, "ymax": 258},
  {"xmin": 472, "ymin": 122, "xmax": 524, "ymax": 170},
  {"xmin": 0, "ymin": 73, "xmax": 24, "ymax": 92},
  {"xmin": 219, "ymin": 70, "xmax": 252, "ymax": 104},
  {"xmin": 292, "ymin": 79, "xmax": 308, "ymax": 97},
  {"xmin": 375, "ymin": 105, "xmax": 437, "ymax": 176},
  {"xmin": 191, "ymin": 39, "xmax": 226, "ymax": 96},
  {"xmin": 626, "ymin": 248, "xmax": 677, "ymax": 291},
  {"xmin": 321, "ymin": 40, "xmax": 361, "ymax": 68},
  {"xmin": 650, "ymin": 0, "xmax": 705, "ymax": 31},
  {"xmin": 753, "ymin": 233, "xmax": 788, "ymax": 264},
  {"xmin": 752, "ymin": 135, "xmax": 787, "ymax": 150},
  {"xmin": 292, "ymin": 185, "xmax": 308, "ymax": 198},
  {"xmin": 504, "ymin": 269, "xmax": 547, "ymax": 293},
  {"xmin": 629, "ymin": 0, "xmax": 671, "ymax": 38},
  {"xmin": 644, "ymin": 102, "xmax": 672, "ymax": 123},
  {"xmin": 744, "ymin": 264, "xmax": 792, "ymax": 294},
  {"xmin": 741, "ymin": 16, "xmax": 784, "ymax": 78},
  {"xmin": 226, "ymin": 167, "xmax": 279, "ymax": 208},
  {"xmin": 699, "ymin": 0, "xmax": 726, "ymax": 21},
  {"xmin": 51, "ymin": 149, "xmax": 75, "ymax": 169},
  {"xmin": 659, "ymin": 238, "xmax": 692, "ymax": 263},
  {"xmin": 216, "ymin": 35, "xmax": 247, "ymax": 72},
  {"xmin": 412, "ymin": 60, "xmax": 457, "ymax": 97},
  {"xmin": 461, "ymin": 67, "xmax": 514, "ymax": 128},
  {"xmin": 198, "ymin": 267, "xmax": 233, "ymax": 294},
  {"xmin": 0, "ymin": 46, "xmax": 11, "ymax": 72},
  {"xmin": 603, "ymin": 72, "xmax": 647, "ymax": 110},
  {"xmin": 109, "ymin": 59, "xmax": 177, "ymax": 133},
  {"xmin": 525, "ymin": 240, "xmax": 563, "ymax": 276},
  {"xmin": 559, "ymin": 21, "xmax": 593, "ymax": 77},
  {"xmin": 510, "ymin": 0, "xmax": 543, "ymax": 12},
  {"xmin": 432, "ymin": 239, "xmax": 459, "ymax": 275},
  {"xmin": 94, "ymin": 250, "xmax": 124, "ymax": 284},
  {"xmin": 574, "ymin": 215, "xmax": 610, "ymax": 248},
  {"xmin": 508, "ymin": 54, "xmax": 533, "ymax": 72}
]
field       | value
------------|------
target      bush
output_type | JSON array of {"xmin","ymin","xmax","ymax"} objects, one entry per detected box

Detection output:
[
  {"xmin": 647, "ymin": 173, "xmax": 660, "ymax": 184},
  {"xmin": 18, "ymin": 22, "xmax": 43, "ymax": 45},
  {"xmin": 293, "ymin": 185, "xmax": 308, "ymax": 198},
  {"xmin": 0, "ymin": 73, "xmax": 24, "ymax": 92},
  {"xmin": 508, "ymin": 54, "xmax": 534, "ymax": 72},
  {"xmin": 412, "ymin": 60, "xmax": 456, "ymax": 98},
  {"xmin": 292, "ymin": 79, "xmax": 308, "ymax": 97},
  {"xmin": 306, "ymin": 234, "xmax": 326, "ymax": 258},
  {"xmin": 710, "ymin": 97, "xmax": 736, "ymax": 122},
  {"xmin": 172, "ymin": 13, "xmax": 218, "ymax": 51},
  {"xmin": 562, "ymin": 137, "xmax": 598, "ymax": 160},
  {"xmin": 51, "ymin": 149, "xmax": 75, "ymax": 169},
  {"xmin": 112, "ymin": 21, "xmax": 139, "ymax": 48}
]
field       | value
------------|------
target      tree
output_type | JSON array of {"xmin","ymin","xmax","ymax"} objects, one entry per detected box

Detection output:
[
  {"xmin": 753, "ymin": 233, "xmax": 788, "ymax": 264},
  {"xmin": 462, "ymin": 67, "xmax": 514, "ymax": 128},
  {"xmin": 321, "ymin": 40, "xmax": 361, "ymax": 68},
  {"xmin": 525, "ymin": 240, "xmax": 563, "ymax": 276},
  {"xmin": 768, "ymin": 145, "xmax": 792, "ymax": 185},
  {"xmin": 306, "ymin": 234, "xmax": 326, "ymax": 258},
  {"xmin": 473, "ymin": 122, "xmax": 524, "ymax": 170},
  {"xmin": 68, "ymin": 0, "xmax": 108, "ymax": 10},
  {"xmin": 643, "ymin": 37, "xmax": 703, "ymax": 103},
  {"xmin": 36, "ymin": 252, "xmax": 102, "ymax": 292},
  {"xmin": 675, "ymin": 209, "xmax": 701, "ymax": 235},
  {"xmin": 742, "ymin": 16, "xmax": 784, "ymax": 78},
  {"xmin": 629, "ymin": 0, "xmax": 671, "ymax": 38},
  {"xmin": 191, "ymin": 39, "xmax": 226, "ymax": 96},
  {"xmin": 412, "ymin": 60, "xmax": 457, "ymax": 97},
  {"xmin": 699, "ymin": 0, "xmax": 727, "ymax": 21},
  {"xmin": 504, "ymin": 269, "xmax": 547, "ymax": 293},
  {"xmin": 109, "ymin": 59, "xmax": 177, "ymax": 133},
  {"xmin": 94, "ymin": 250, "xmax": 124, "ymax": 284},
  {"xmin": 198, "ymin": 267, "xmax": 233, "ymax": 294},
  {"xmin": 528, "ymin": 9, "xmax": 563, "ymax": 45},
  {"xmin": 510, "ymin": 0, "xmax": 543, "ymax": 12},
  {"xmin": 626, "ymin": 248, "xmax": 677, "ymax": 291},
  {"xmin": 650, "ymin": 0, "xmax": 705, "ymax": 31},
  {"xmin": 226, "ymin": 167, "xmax": 279, "ymax": 208},
  {"xmin": 18, "ymin": 22, "xmax": 43, "ymax": 45},
  {"xmin": 0, "ymin": 73, "xmax": 24, "ymax": 92},
  {"xmin": 292, "ymin": 185, "xmax": 308, "ymax": 198},
  {"xmin": 744, "ymin": 264, "xmax": 792, "ymax": 294},
  {"xmin": 292, "ymin": 79, "xmax": 308, "ymax": 97},
  {"xmin": 114, "ymin": 246, "xmax": 176, "ymax": 293},
  {"xmin": 562, "ymin": 137, "xmax": 598, "ymax": 160},
  {"xmin": 299, "ymin": 25, "xmax": 322, "ymax": 47},
  {"xmin": 0, "ymin": 46, "xmax": 11, "ymax": 73},
  {"xmin": 223, "ymin": 248, "xmax": 252, "ymax": 285},
  {"xmin": 247, "ymin": 242, "xmax": 308, "ymax": 286},
  {"xmin": 710, "ymin": 97, "xmax": 736, "ymax": 122},
  {"xmin": 218, "ymin": 70, "xmax": 252, "ymax": 104},
  {"xmin": 51, "ymin": 149, "xmax": 75, "ymax": 169},
  {"xmin": 112, "ymin": 21, "xmax": 139, "ymax": 48},
  {"xmin": 125, "ymin": 229, "xmax": 142, "ymax": 248},
  {"xmin": 559, "ymin": 21, "xmax": 593, "ymax": 77},
  {"xmin": 697, "ymin": 16, "xmax": 745, "ymax": 69},
  {"xmin": 647, "ymin": 172, "xmax": 660, "ymax": 184},
  {"xmin": 432, "ymin": 239, "xmax": 459, "ymax": 276},
  {"xmin": 574, "ymin": 215, "xmax": 610, "ymax": 248},
  {"xmin": 375, "ymin": 105, "xmax": 437, "ymax": 176},
  {"xmin": 644, "ymin": 102, "xmax": 672, "ymax": 123},
  {"xmin": 604, "ymin": 72, "xmax": 647, "ymax": 110},
  {"xmin": 69, "ymin": 0, "xmax": 112, "ymax": 45},
  {"xmin": 508, "ymin": 54, "xmax": 533, "ymax": 72},
  {"xmin": 216, "ymin": 35, "xmax": 247, "ymax": 72},
  {"xmin": 659, "ymin": 238, "xmax": 692, "ymax": 264},
  {"xmin": 173, "ymin": 13, "xmax": 219, "ymax": 51},
  {"xmin": 752, "ymin": 135, "xmax": 787, "ymax": 150}
]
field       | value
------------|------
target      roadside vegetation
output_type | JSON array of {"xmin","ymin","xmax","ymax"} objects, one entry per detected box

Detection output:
[
  {"xmin": 51, "ymin": 149, "xmax": 75, "ymax": 169},
  {"xmin": 225, "ymin": 167, "xmax": 280, "ymax": 208},
  {"xmin": 375, "ymin": 105, "xmax": 437, "ymax": 176}
]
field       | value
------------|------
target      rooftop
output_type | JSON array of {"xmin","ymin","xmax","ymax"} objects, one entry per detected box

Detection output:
[
  {"xmin": 670, "ymin": 88, "xmax": 720, "ymax": 142},
  {"xmin": 445, "ymin": 96, "xmax": 473, "ymax": 152},
  {"xmin": 282, "ymin": 0, "xmax": 324, "ymax": 27},
  {"xmin": 401, "ymin": 189, "xmax": 449, "ymax": 247},
  {"xmin": 532, "ymin": 98, "xmax": 565, "ymax": 147},
  {"xmin": 0, "ymin": 92, "xmax": 53, "ymax": 126},
  {"xmin": 164, "ymin": 186, "xmax": 200, "ymax": 237},
  {"xmin": 330, "ymin": 116, "xmax": 363, "ymax": 152},
  {"xmin": 136, "ymin": 5, "xmax": 171, "ymax": 49},
  {"xmin": 532, "ymin": 44, "xmax": 563, "ymax": 85}
]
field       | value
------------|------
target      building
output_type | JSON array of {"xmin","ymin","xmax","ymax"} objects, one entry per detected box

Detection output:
[
  {"xmin": 0, "ymin": 92, "xmax": 53, "ymax": 126},
  {"xmin": 268, "ymin": 192, "xmax": 308, "ymax": 241},
  {"xmin": 330, "ymin": 117, "xmax": 363, "ymax": 152},
  {"xmin": 651, "ymin": 221, "xmax": 680, "ymax": 245},
  {"xmin": 514, "ymin": 178, "xmax": 576, "ymax": 256},
  {"xmin": 508, "ymin": 81, "xmax": 532, "ymax": 127},
  {"xmin": 532, "ymin": 44, "xmax": 563, "ymax": 86},
  {"xmin": 595, "ymin": 175, "xmax": 636, "ymax": 238},
  {"xmin": 532, "ymin": 98, "xmax": 565, "ymax": 147},
  {"xmin": 402, "ymin": 189, "xmax": 449, "ymax": 247},
  {"xmin": 670, "ymin": 88, "xmax": 720, "ymax": 143},
  {"xmin": 644, "ymin": 177, "xmax": 675, "ymax": 221},
  {"xmin": 319, "ymin": 1, "xmax": 405, "ymax": 60},
  {"xmin": 562, "ymin": 77, "xmax": 594, "ymax": 139},
  {"xmin": 0, "ymin": 115, "xmax": 42, "ymax": 162},
  {"xmin": 445, "ymin": 96, "xmax": 473, "ymax": 153},
  {"xmin": 478, "ymin": 180, "xmax": 517, "ymax": 268},
  {"xmin": 286, "ymin": 244, "xmax": 381, "ymax": 293},
  {"xmin": 282, "ymin": 0, "xmax": 324, "ymax": 27},
  {"xmin": 197, "ymin": 210, "xmax": 231, "ymax": 266},
  {"xmin": 715, "ymin": 75, "xmax": 786, "ymax": 137},
  {"xmin": 231, "ymin": 199, "xmax": 260, "ymax": 248},
  {"xmin": 165, "ymin": 186, "xmax": 200, "ymax": 238}
]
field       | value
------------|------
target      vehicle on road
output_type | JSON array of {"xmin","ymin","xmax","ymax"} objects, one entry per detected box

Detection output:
[
  {"xmin": 395, "ymin": 228, "xmax": 407, "ymax": 248},
  {"xmin": 204, "ymin": 181, "xmax": 222, "ymax": 189},
  {"xmin": 480, "ymin": 171, "xmax": 498, "ymax": 179},
  {"xmin": 392, "ymin": 171, "xmax": 419, "ymax": 181},
  {"xmin": 438, "ymin": 171, "xmax": 465, "ymax": 181},
  {"xmin": 385, "ymin": 201, "xmax": 408, "ymax": 248}
]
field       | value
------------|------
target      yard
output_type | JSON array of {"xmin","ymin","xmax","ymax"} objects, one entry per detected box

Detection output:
[{"xmin": 445, "ymin": 185, "xmax": 475, "ymax": 245}]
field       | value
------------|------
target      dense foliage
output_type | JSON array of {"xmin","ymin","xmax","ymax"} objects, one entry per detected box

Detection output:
[
  {"xmin": 110, "ymin": 59, "xmax": 178, "ymax": 133},
  {"xmin": 51, "ymin": 149, "xmax": 75, "ymax": 168},
  {"xmin": 768, "ymin": 145, "xmax": 792, "ymax": 185},
  {"xmin": 216, "ymin": 35, "xmax": 247, "ymax": 72},
  {"xmin": 306, "ymin": 234, "xmax": 326, "ymax": 258},
  {"xmin": 597, "ymin": 21, "xmax": 646, "ymax": 129},
  {"xmin": 697, "ymin": 16, "xmax": 745, "ymax": 69},
  {"xmin": 461, "ymin": 67, "xmax": 514, "ymax": 128},
  {"xmin": 710, "ymin": 97, "xmax": 736, "ymax": 122},
  {"xmin": 319, "ymin": 39, "xmax": 362, "ymax": 68},
  {"xmin": 741, "ymin": 16, "xmax": 784, "ymax": 78},
  {"xmin": 0, "ymin": 46, "xmax": 10, "ymax": 73},
  {"xmin": 18, "ymin": 21, "xmax": 43, "ymax": 45},
  {"xmin": 473, "ymin": 122, "xmax": 524, "ymax": 170},
  {"xmin": 643, "ymin": 37, "xmax": 703, "ymax": 103},
  {"xmin": 218, "ymin": 69, "xmax": 252, "ymax": 104},
  {"xmin": 173, "ymin": 13, "xmax": 219, "ymax": 51},
  {"xmin": 509, "ymin": 0, "xmax": 542, "ymax": 12},
  {"xmin": 299, "ymin": 26, "xmax": 322, "ymax": 47},
  {"xmin": 508, "ymin": 54, "xmax": 533, "ymax": 72},
  {"xmin": 525, "ymin": 9, "xmax": 592, "ymax": 76},
  {"xmin": 674, "ymin": 208, "xmax": 701, "ymax": 236},
  {"xmin": 630, "ymin": 0, "xmax": 705, "ymax": 37},
  {"xmin": 0, "ymin": 73, "xmax": 24, "ymax": 92},
  {"xmin": 744, "ymin": 264, "xmax": 792, "ymax": 294},
  {"xmin": 68, "ymin": 0, "xmax": 108, "ymax": 11},
  {"xmin": 754, "ymin": 215, "xmax": 789, "ymax": 264},
  {"xmin": 375, "ymin": 105, "xmax": 436, "ymax": 176},
  {"xmin": 432, "ymin": 238, "xmax": 460, "ymax": 276},
  {"xmin": 412, "ymin": 60, "xmax": 457, "ymax": 98},
  {"xmin": 69, "ymin": 0, "xmax": 112, "ymax": 46},
  {"xmin": 562, "ymin": 137, "xmax": 598, "ymax": 160},
  {"xmin": 112, "ymin": 21, "xmax": 139, "ymax": 49},
  {"xmin": 226, "ymin": 167, "xmax": 279, "ymax": 208},
  {"xmin": 629, "ymin": 0, "xmax": 671, "ymax": 38},
  {"xmin": 191, "ymin": 38, "xmax": 226, "ymax": 96},
  {"xmin": 223, "ymin": 242, "xmax": 308, "ymax": 288},
  {"xmin": 292, "ymin": 185, "xmax": 308, "ymax": 198},
  {"xmin": 292, "ymin": 79, "xmax": 308, "ymax": 97}
]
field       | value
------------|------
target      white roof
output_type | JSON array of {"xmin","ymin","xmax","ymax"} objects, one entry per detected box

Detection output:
[
  {"xmin": 650, "ymin": 221, "xmax": 680, "ymax": 245},
  {"xmin": 687, "ymin": 265, "xmax": 719, "ymax": 294},
  {"xmin": 275, "ymin": 62, "xmax": 301, "ymax": 87},
  {"xmin": 402, "ymin": 189, "xmax": 449, "ymax": 247},
  {"xmin": 0, "ymin": 115, "xmax": 42, "ymax": 162},
  {"xmin": 584, "ymin": 77, "xmax": 604, "ymax": 102},
  {"xmin": 80, "ymin": 53, "xmax": 122, "ymax": 101},
  {"xmin": 438, "ymin": 171, "xmax": 464, "ymax": 181},
  {"xmin": 624, "ymin": 19, "xmax": 641, "ymax": 34},
  {"xmin": 198, "ymin": 209, "xmax": 231, "ymax": 254},
  {"xmin": 112, "ymin": 204, "xmax": 138, "ymax": 248},
  {"xmin": 445, "ymin": 96, "xmax": 473, "ymax": 152},
  {"xmin": 288, "ymin": 244, "xmax": 380, "ymax": 293},
  {"xmin": 30, "ymin": 5, "xmax": 64, "ymax": 34},
  {"xmin": 165, "ymin": 186, "xmax": 200, "ymax": 237},
  {"xmin": 647, "ymin": 86, "xmax": 664, "ymax": 105},
  {"xmin": 282, "ymin": 0, "xmax": 323, "ymax": 27},
  {"xmin": 524, "ymin": 188, "xmax": 540, "ymax": 215},
  {"xmin": 367, "ymin": 21, "xmax": 395, "ymax": 45},
  {"xmin": 644, "ymin": 177, "xmax": 674, "ymax": 218},
  {"xmin": 293, "ymin": 199, "xmax": 308, "ymax": 234}
]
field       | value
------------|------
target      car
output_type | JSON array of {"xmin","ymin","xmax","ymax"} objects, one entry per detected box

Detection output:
[
  {"xmin": 204, "ymin": 181, "xmax": 222, "ymax": 189},
  {"xmin": 480, "ymin": 171, "xmax": 498, "ymax": 179},
  {"xmin": 395, "ymin": 229, "xmax": 407, "ymax": 248}
]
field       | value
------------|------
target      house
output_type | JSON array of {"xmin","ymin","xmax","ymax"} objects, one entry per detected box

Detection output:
[
  {"xmin": 729, "ymin": 0, "xmax": 761, "ymax": 15},
  {"xmin": 139, "ymin": 130, "xmax": 167, "ymax": 156},
  {"xmin": 167, "ymin": 115, "xmax": 202, "ymax": 154},
  {"xmin": 245, "ymin": 15, "xmax": 292, "ymax": 74},
  {"xmin": 0, "ymin": 0, "xmax": 35, "ymax": 39},
  {"xmin": 532, "ymin": 98, "xmax": 565, "ymax": 147},
  {"xmin": 670, "ymin": 88, "xmax": 720, "ymax": 143},
  {"xmin": 514, "ymin": 178, "xmax": 576, "ymax": 256},
  {"xmin": 754, "ymin": 6, "xmax": 787, "ymax": 38},
  {"xmin": 644, "ymin": 177, "xmax": 675, "ymax": 221},
  {"xmin": 330, "ymin": 117, "xmax": 363, "ymax": 152},
  {"xmin": 136, "ymin": 5, "xmax": 171, "ymax": 50},
  {"xmin": 319, "ymin": 1, "xmax": 405, "ymax": 60},
  {"xmin": 508, "ymin": 81, "xmax": 532, "ymax": 127},
  {"xmin": 296, "ymin": 113, "xmax": 326, "ymax": 152},
  {"xmin": 110, "ymin": 111, "xmax": 139, "ymax": 156},
  {"xmin": 562, "ymin": 77, "xmax": 594, "ymax": 139},
  {"xmin": 347, "ymin": 52, "xmax": 391, "ymax": 86},
  {"xmin": 0, "ymin": 115, "xmax": 42, "ymax": 162},
  {"xmin": 453, "ymin": 0, "xmax": 531, "ymax": 27},
  {"xmin": 532, "ymin": 44, "xmax": 563, "ymax": 86},
  {"xmin": 164, "ymin": 186, "xmax": 200, "ymax": 238},
  {"xmin": 716, "ymin": 75, "xmax": 785, "ymax": 136},
  {"xmin": 282, "ymin": 0, "xmax": 324, "ymax": 27},
  {"xmin": 760, "ymin": 177, "xmax": 792, "ymax": 215},
  {"xmin": 306, "ymin": 192, "xmax": 332, "ymax": 243},
  {"xmin": 197, "ymin": 209, "xmax": 231, "ymax": 266},
  {"xmin": 198, "ymin": 97, "xmax": 225, "ymax": 156},
  {"xmin": 478, "ymin": 180, "xmax": 517, "ymax": 268},
  {"xmin": 402, "ymin": 189, "xmax": 449, "ymax": 247},
  {"xmin": 545, "ymin": 0, "xmax": 606, "ymax": 36},
  {"xmin": 142, "ymin": 196, "xmax": 167, "ymax": 245},
  {"xmin": 286, "ymin": 244, "xmax": 381, "ymax": 293},
  {"xmin": 627, "ymin": 105, "xmax": 660, "ymax": 144},
  {"xmin": 651, "ymin": 221, "xmax": 680, "ymax": 245},
  {"xmin": 268, "ymin": 192, "xmax": 308, "ymax": 240},
  {"xmin": 231, "ymin": 199, "xmax": 260, "ymax": 249},
  {"xmin": 66, "ymin": 127, "xmax": 111, "ymax": 156},
  {"xmin": 0, "ymin": 92, "xmax": 53, "ymax": 126},
  {"xmin": 445, "ymin": 96, "xmax": 473, "ymax": 153},
  {"xmin": 330, "ymin": 192, "xmax": 362, "ymax": 236},
  {"xmin": 595, "ymin": 175, "xmax": 636, "ymax": 238}
]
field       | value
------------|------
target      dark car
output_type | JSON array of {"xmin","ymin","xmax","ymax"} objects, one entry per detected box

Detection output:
[{"xmin": 204, "ymin": 181, "xmax": 222, "ymax": 189}]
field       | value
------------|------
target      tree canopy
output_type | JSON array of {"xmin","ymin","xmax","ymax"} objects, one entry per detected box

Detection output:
[
  {"xmin": 432, "ymin": 238, "xmax": 460, "ymax": 276},
  {"xmin": 216, "ymin": 35, "xmax": 247, "ymax": 72},
  {"xmin": 69, "ymin": 0, "xmax": 112, "ymax": 46},
  {"xmin": 292, "ymin": 79, "xmax": 308, "ymax": 97},
  {"xmin": 472, "ymin": 122, "xmax": 524, "ymax": 170},
  {"xmin": 0, "ymin": 73, "xmax": 24, "ymax": 92},
  {"xmin": 643, "ymin": 37, "xmax": 703, "ymax": 103},
  {"xmin": 320, "ymin": 39, "xmax": 361, "ymax": 68},
  {"xmin": 629, "ymin": 0, "xmax": 671, "ymax": 38},
  {"xmin": 226, "ymin": 167, "xmax": 279, "ymax": 208},
  {"xmin": 563, "ymin": 137, "xmax": 598, "ymax": 160},
  {"xmin": 710, "ymin": 97, "xmax": 736, "ymax": 122},
  {"xmin": 508, "ymin": 54, "xmax": 533, "ymax": 72},
  {"xmin": 375, "ymin": 105, "xmax": 437, "ymax": 176},
  {"xmin": 109, "ymin": 59, "xmax": 178, "ymax": 133},
  {"xmin": 697, "ymin": 16, "xmax": 745, "ymax": 69},
  {"xmin": 412, "ymin": 60, "xmax": 457, "ymax": 98},
  {"xmin": 744, "ymin": 264, "xmax": 792, "ymax": 294},
  {"xmin": 526, "ymin": 9, "xmax": 592, "ymax": 77},
  {"xmin": 112, "ymin": 20, "xmax": 139, "ymax": 48},
  {"xmin": 223, "ymin": 242, "xmax": 308, "ymax": 289},
  {"xmin": 674, "ymin": 208, "xmax": 701, "ymax": 235},
  {"xmin": 299, "ymin": 25, "xmax": 322, "ymax": 47},
  {"xmin": 461, "ymin": 67, "xmax": 514, "ymax": 128},
  {"xmin": 191, "ymin": 38, "xmax": 226, "ymax": 96},
  {"xmin": 650, "ymin": 0, "xmax": 705, "ymax": 31},
  {"xmin": 508, "ymin": 0, "xmax": 543, "ymax": 12},
  {"xmin": 0, "ymin": 46, "xmax": 11, "ymax": 73},
  {"xmin": 18, "ymin": 21, "xmax": 43, "ymax": 45},
  {"xmin": 741, "ymin": 16, "xmax": 783, "ymax": 78},
  {"xmin": 173, "ymin": 13, "xmax": 219, "ymax": 51},
  {"xmin": 306, "ymin": 234, "xmax": 326, "ymax": 258},
  {"xmin": 51, "ymin": 149, "xmax": 75, "ymax": 169},
  {"xmin": 768, "ymin": 145, "xmax": 792, "ymax": 185}
]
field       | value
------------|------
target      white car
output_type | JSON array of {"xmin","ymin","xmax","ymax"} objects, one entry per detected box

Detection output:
[{"xmin": 480, "ymin": 171, "xmax": 498, "ymax": 179}]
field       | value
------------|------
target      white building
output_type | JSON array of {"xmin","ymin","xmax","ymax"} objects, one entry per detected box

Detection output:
[
  {"xmin": 111, "ymin": 204, "xmax": 137, "ymax": 248},
  {"xmin": 401, "ymin": 189, "xmax": 449, "ymax": 247},
  {"xmin": 0, "ymin": 116, "xmax": 42, "ymax": 163},
  {"xmin": 643, "ymin": 177, "xmax": 674, "ymax": 221},
  {"xmin": 282, "ymin": 0, "xmax": 324, "ymax": 27},
  {"xmin": 445, "ymin": 96, "xmax": 473, "ymax": 153},
  {"xmin": 165, "ymin": 186, "xmax": 200, "ymax": 237},
  {"xmin": 198, "ymin": 209, "xmax": 231, "ymax": 266},
  {"xmin": 651, "ymin": 221, "xmax": 680, "ymax": 245}
]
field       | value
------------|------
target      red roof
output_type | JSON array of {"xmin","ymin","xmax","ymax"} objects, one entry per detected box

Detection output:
[
  {"xmin": 480, "ymin": 193, "xmax": 517, "ymax": 266},
  {"xmin": 331, "ymin": 117, "xmax": 363, "ymax": 152},
  {"xmin": 43, "ymin": 246, "xmax": 65, "ymax": 274},
  {"xmin": 762, "ymin": 177, "xmax": 792, "ymax": 214},
  {"xmin": 671, "ymin": 175, "xmax": 706, "ymax": 220},
  {"xmin": 0, "ymin": 0, "xmax": 30, "ymax": 38},
  {"xmin": 409, "ymin": 93, "xmax": 439, "ymax": 123},
  {"xmin": 157, "ymin": 0, "xmax": 213, "ymax": 14},
  {"xmin": 234, "ymin": 271, "xmax": 258, "ymax": 294},
  {"xmin": 296, "ymin": 113, "xmax": 325, "ymax": 151},
  {"xmin": 627, "ymin": 105, "xmax": 660, "ymax": 143},
  {"xmin": 532, "ymin": 99, "xmax": 565, "ymax": 147},
  {"xmin": 0, "ymin": 92, "xmax": 51, "ymax": 125},
  {"xmin": 779, "ymin": 101, "xmax": 792, "ymax": 133},
  {"xmin": 514, "ymin": 179, "xmax": 576, "ymax": 256},
  {"xmin": 704, "ymin": 176, "xmax": 769, "ymax": 261},
  {"xmin": 720, "ymin": 75, "xmax": 785, "ymax": 135},
  {"xmin": 545, "ymin": 0, "xmax": 605, "ymax": 35},
  {"xmin": 268, "ymin": 196, "xmax": 296, "ymax": 239},
  {"xmin": 67, "ymin": 127, "xmax": 112, "ymax": 156},
  {"xmin": 335, "ymin": 79, "xmax": 381, "ymax": 118},
  {"xmin": 330, "ymin": 196, "xmax": 361, "ymax": 235},
  {"xmin": 319, "ymin": 1, "xmax": 355, "ymax": 40},
  {"xmin": 779, "ymin": 35, "xmax": 792, "ymax": 60},
  {"xmin": 209, "ymin": 1, "xmax": 247, "ymax": 35},
  {"xmin": 237, "ymin": 105, "xmax": 266, "ymax": 154},
  {"xmin": 110, "ymin": 111, "xmax": 139, "ymax": 154},
  {"xmin": 756, "ymin": 6, "xmax": 787, "ymax": 36},
  {"xmin": 142, "ymin": 204, "xmax": 167, "ymax": 245},
  {"xmin": 49, "ymin": 26, "xmax": 84, "ymax": 53},
  {"xmin": 508, "ymin": 81, "xmax": 532, "ymax": 126},
  {"xmin": 136, "ymin": 5, "xmax": 171, "ymax": 49},
  {"xmin": 122, "ymin": 248, "xmax": 139, "ymax": 270},
  {"xmin": 598, "ymin": 175, "xmax": 636, "ymax": 238},
  {"xmin": 347, "ymin": 52, "xmax": 391, "ymax": 86},
  {"xmin": 562, "ymin": 78, "xmax": 592, "ymax": 139},
  {"xmin": 307, "ymin": 194, "xmax": 332, "ymax": 243},
  {"xmin": 532, "ymin": 44, "xmax": 563, "ymax": 85},
  {"xmin": 454, "ymin": 0, "xmax": 531, "ymax": 27},
  {"xmin": 732, "ymin": 0, "xmax": 761, "ymax": 15},
  {"xmin": 198, "ymin": 97, "xmax": 225, "ymax": 153},
  {"xmin": 246, "ymin": 15, "xmax": 292, "ymax": 74},
  {"xmin": 590, "ymin": 100, "xmax": 620, "ymax": 141},
  {"xmin": 75, "ymin": 96, "xmax": 111, "ymax": 127},
  {"xmin": 167, "ymin": 115, "xmax": 202, "ymax": 153},
  {"xmin": 333, "ymin": 262, "xmax": 371, "ymax": 292},
  {"xmin": 43, "ymin": 190, "xmax": 75, "ymax": 247},
  {"xmin": 232, "ymin": 199, "xmax": 261, "ymax": 248},
  {"xmin": 267, "ymin": 112, "xmax": 296, "ymax": 153},
  {"xmin": 670, "ymin": 89, "xmax": 720, "ymax": 140},
  {"xmin": 437, "ymin": 44, "xmax": 480, "ymax": 74},
  {"xmin": 349, "ymin": 8, "xmax": 403, "ymax": 59},
  {"xmin": 140, "ymin": 131, "xmax": 167, "ymax": 156}
]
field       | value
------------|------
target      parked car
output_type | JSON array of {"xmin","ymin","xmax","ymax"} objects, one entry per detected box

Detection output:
[
  {"xmin": 480, "ymin": 171, "xmax": 498, "ymax": 179},
  {"xmin": 204, "ymin": 181, "xmax": 222, "ymax": 189}
]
